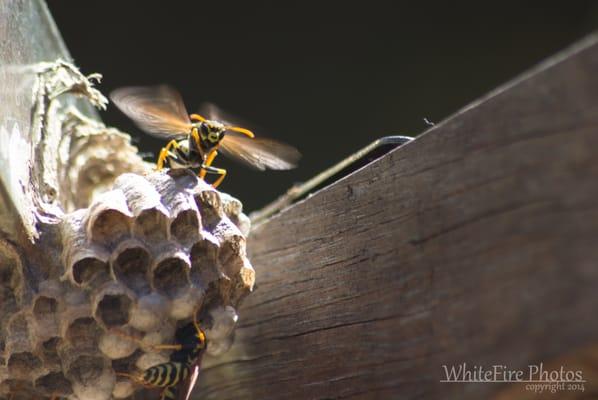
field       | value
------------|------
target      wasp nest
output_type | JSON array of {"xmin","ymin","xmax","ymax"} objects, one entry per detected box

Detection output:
[{"xmin": 0, "ymin": 170, "xmax": 254, "ymax": 400}]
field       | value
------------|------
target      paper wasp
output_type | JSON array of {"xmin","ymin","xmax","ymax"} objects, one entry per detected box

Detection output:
[
  {"xmin": 110, "ymin": 85, "xmax": 301, "ymax": 187},
  {"xmin": 115, "ymin": 311, "xmax": 207, "ymax": 400}
]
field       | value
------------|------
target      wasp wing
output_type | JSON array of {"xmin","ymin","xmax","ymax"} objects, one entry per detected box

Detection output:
[
  {"xmin": 197, "ymin": 102, "xmax": 254, "ymax": 127},
  {"xmin": 110, "ymin": 85, "xmax": 191, "ymax": 138},
  {"xmin": 197, "ymin": 101, "xmax": 266, "ymax": 139},
  {"xmin": 219, "ymin": 134, "xmax": 301, "ymax": 171},
  {"xmin": 196, "ymin": 102, "xmax": 223, "ymax": 121},
  {"xmin": 173, "ymin": 354, "xmax": 203, "ymax": 400},
  {"xmin": 197, "ymin": 102, "xmax": 300, "ymax": 170}
]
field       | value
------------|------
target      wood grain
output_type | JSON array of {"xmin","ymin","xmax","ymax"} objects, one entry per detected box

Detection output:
[{"xmin": 194, "ymin": 34, "xmax": 598, "ymax": 400}]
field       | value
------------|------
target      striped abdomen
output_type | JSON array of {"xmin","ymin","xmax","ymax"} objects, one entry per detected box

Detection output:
[{"xmin": 142, "ymin": 361, "xmax": 189, "ymax": 388}]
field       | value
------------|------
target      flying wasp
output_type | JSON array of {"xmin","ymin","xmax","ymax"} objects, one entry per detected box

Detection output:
[
  {"xmin": 115, "ymin": 309, "xmax": 207, "ymax": 400},
  {"xmin": 110, "ymin": 85, "xmax": 301, "ymax": 187}
]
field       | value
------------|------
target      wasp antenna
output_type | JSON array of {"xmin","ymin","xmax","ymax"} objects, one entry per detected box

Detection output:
[
  {"xmin": 116, "ymin": 371, "xmax": 140, "ymax": 382},
  {"xmin": 226, "ymin": 126, "xmax": 255, "ymax": 138},
  {"xmin": 193, "ymin": 307, "xmax": 202, "ymax": 334},
  {"xmin": 110, "ymin": 329, "xmax": 143, "ymax": 345},
  {"xmin": 190, "ymin": 113, "xmax": 207, "ymax": 122}
]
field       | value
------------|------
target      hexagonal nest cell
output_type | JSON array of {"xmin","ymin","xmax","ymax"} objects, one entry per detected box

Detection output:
[{"xmin": 0, "ymin": 170, "xmax": 255, "ymax": 400}]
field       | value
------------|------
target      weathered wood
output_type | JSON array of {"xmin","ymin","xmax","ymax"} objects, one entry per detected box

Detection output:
[
  {"xmin": 0, "ymin": 0, "xmax": 64, "ymax": 240},
  {"xmin": 0, "ymin": 0, "xmax": 102, "ymax": 240},
  {"xmin": 194, "ymin": 34, "xmax": 598, "ymax": 399}
]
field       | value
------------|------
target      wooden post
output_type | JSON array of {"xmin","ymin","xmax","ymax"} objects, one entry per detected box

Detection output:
[{"xmin": 194, "ymin": 34, "xmax": 598, "ymax": 399}]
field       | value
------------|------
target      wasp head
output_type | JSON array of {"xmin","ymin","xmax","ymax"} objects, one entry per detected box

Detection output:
[{"xmin": 196, "ymin": 120, "xmax": 226, "ymax": 149}]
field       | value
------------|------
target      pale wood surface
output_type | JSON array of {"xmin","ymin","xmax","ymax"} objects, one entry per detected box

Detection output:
[
  {"xmin": 0, "ymin": 0, "xmax": 68, "ymax": 240},
  {"xmin": 0, "ymin": 0, "xmax": 101, "ymax": 240},
  {"xmin": 194, "ymin": 34, "xmax": 598, "ymax": 399}
]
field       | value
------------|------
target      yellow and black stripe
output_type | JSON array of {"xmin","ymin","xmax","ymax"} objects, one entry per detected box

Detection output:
[
  {"xmin": 141, "ymin": 361, "xmax": 189, "ymax": 388},
  {"xmin": 116, "ymin": 317, "xmax": 207, "ymax": 399}
]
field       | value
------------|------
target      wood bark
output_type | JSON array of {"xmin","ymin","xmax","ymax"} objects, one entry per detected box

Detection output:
[{"xmin": 194, "ymin": 34, "xmax": 598, "ymax": 400}]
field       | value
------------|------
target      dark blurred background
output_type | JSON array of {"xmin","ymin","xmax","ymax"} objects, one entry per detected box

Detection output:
[{"xmin": 46, "ymin": 1, "xmax": 598, "ymax": 212}]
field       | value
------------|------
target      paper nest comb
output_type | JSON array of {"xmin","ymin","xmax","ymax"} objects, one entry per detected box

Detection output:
[
  {"xmin": 0, "ymin": 170, "xmax": 254, "ymax": 400},
  {"xmin": 0, "ymin": 61, "xmax": 255, "ymax": 400}
]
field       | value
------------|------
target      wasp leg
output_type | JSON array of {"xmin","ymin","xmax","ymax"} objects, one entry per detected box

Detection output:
[
  {"xmin": 115, "ymin": 372, "xmax": 158, "ymax": 389},
  {"xmin": 109, "ymin": 329, "xmax": 182, "ymax": 353},
  {"xmin": 157, "ymin": 140, "xmax": 181, "ymax": 170},
  {"xmin": 199, "ymin": 149, "xmax": 218, "ymax": 180},
  {"xmin": 200, "ymin": 164, "xmax": 227, "ymax": 188},
  {"xmin": 151, "ymin": 344, "xmax": 183, "ymax": 351},
  {"xmin": 160, "ymin": 386, "xmax": 178, "ymax": 400}
]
